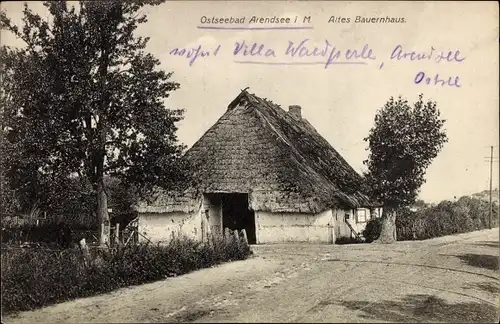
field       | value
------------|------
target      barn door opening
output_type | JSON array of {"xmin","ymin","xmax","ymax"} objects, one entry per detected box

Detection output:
[{"xmin": 222, "ymin": 193, "xmax": 256, "ymax": 244}]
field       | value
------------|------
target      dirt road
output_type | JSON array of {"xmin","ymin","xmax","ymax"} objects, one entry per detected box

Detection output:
[{"xmin": 4, "ymin": 229, "xmax": 499, "ymax": 323}]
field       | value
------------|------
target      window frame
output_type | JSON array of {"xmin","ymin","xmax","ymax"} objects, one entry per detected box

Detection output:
[{"xmin": 356, "ymin": 208, "xmax": 368, "ymax": 223}]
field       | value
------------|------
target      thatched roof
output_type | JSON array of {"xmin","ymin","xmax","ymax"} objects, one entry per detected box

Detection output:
[{"xmin": 137, "ymin": 89, "xmax": 376, "ymax": 214}]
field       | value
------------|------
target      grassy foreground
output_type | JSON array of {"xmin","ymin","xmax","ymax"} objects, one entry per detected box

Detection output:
[{"xmin": 1, "ymin": 235, "xmax": 252, "ymax": 314}]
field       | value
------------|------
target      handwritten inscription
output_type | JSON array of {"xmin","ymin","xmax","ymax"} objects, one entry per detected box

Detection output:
[
  {"xmin": 414, "ymin": 72, "xmax": 461, "ymax": 88},
  {"xmin": 169, "ymin": 44, "xmax": 221, "ymax": 67},
  {"xmin": 168, "ymin": 41, "xmax": 466, "ymax": 88},
  {"xmin": 232, "ymin": 39, "xmax": 376, "ymax": 68},
  {"xmin": 233, "ymin": 41, "xmax": 276, "ymax": 57},
  {"xmin": 390, "ymin": 45, "xmax": 466, "ymax": 63},
  {"xmin": 388, "ymin": 45, "xmax": 465, "ymax": 88},
  {"xmin": 284, "ymin": 39, "xmax": 376, "ymax": 67}
]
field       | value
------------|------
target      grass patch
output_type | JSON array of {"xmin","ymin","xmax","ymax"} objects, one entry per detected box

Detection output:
[{"xmin": 1, "ymin": 235, "xmax": 252, "ymax": 315}]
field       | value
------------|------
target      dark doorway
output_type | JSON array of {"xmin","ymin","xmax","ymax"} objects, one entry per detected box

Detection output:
[{"xmin": 222, "ymin": 193, "xmax": 256, "ymax": 244}]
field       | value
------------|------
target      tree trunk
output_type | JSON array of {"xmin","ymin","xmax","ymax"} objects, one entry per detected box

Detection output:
[
  {"xmin": 375, "ymin": 208, "xmax": 397, "ymax": 244},
  {"xmin": 97, "ymin": 178, "xmax": 110, "ymax": 246},
  {"xmin": 95, "ymin": 24, "xmax": 112, "ymax": 247}
]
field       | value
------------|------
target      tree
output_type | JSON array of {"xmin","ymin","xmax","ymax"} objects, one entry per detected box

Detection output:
[
  {"xmin": 0, "ymin": 47, "xmax": 19, "ymax": 220},
  {"xmin": 105, "ymin": 175, "xmax": 139, "ymax": 228},
  {"xmin": 1, "ymin": 1, "xmax": 188, "ymax": 245},
  {"xmin": 363, "ymin": 94, "xmax": 448, "ymax": 243},
  {"xmin": 413, "ymin": 199, "xmax": 428, "ymax": 209}
]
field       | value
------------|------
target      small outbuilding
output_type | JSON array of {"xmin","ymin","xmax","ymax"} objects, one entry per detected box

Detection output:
[{"xmin": 135, "ymin": 89, "xmax": 381, "ymax": 244}]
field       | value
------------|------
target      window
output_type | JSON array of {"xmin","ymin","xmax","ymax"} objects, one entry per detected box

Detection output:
[{"xmin": 357, "ymin": 209, "xmax": 367, "ymax": 223}]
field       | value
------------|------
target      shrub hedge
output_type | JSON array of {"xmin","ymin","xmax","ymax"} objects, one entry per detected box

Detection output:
[
  {"xmin": 397, "ymin": 197, "xmax": 498, "ymax": 241},
  {"xmin": 361, "ymin": 217, "xmax": 382, "ymax": 243},
  {"xmin": 335, "ymin": 236, "xmax": 365, "ymax": 244},
  {"xmin": 1, "ymin": 222, "xmax": 97, "ymax": 248},
  {"xmin": 362, "ymin": 197, "xmax": 498, "ymax": 242},
  {"xmin": 1, "ymin": 235, "xmax": 252, "ymax": 314}
]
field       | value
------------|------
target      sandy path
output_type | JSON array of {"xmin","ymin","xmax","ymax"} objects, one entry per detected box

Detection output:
[{"xmin": 3, "ymin": 229, "xmax": 499, "ymax": 323}]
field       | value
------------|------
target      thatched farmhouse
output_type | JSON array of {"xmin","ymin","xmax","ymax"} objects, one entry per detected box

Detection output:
[{"xmin": 135, "ymin": 89, "xmax": 382, "ymax": 244}]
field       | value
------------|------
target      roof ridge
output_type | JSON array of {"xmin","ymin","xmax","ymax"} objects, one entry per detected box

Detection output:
[
  {"xmin": 253, "ymin": 106, "xmax": 293, "ymax": 148},
  {"xmin": 227, "ymin": 87, "xmax": 251, "ymax": 110}
]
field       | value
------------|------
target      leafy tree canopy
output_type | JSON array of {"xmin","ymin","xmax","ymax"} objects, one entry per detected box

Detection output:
[
  {"xmin": 364, "ymin": 94, "xmax": 448, "ymax": 209},
  {"xmin": 1, "ymin": 1, "xmax": 189, "ymax": 236}
]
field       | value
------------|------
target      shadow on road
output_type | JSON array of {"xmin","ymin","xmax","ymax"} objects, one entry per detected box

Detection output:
[
  {"xmin": 335, "ymin": 294, "xmax": 497, "ymax": 323},
  {"xmin": 464, "ymin": 281, "xmax": 499, "ymax": 294},
  {"xmin": 169, "ymin": 308, "xmax": 213, "ymax": 322},
  {"xmin": 472, "ymin": 241, "xmax": 499, "ymax": 249},
  {"xmin": 454, "ymin": 253, "xmax": 499, "ymax": 271}
]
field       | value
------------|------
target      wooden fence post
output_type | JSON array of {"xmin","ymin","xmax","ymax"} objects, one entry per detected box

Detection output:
[
  {"xmin": 100, "ymin": 223, "xmax": 105, "ymax": 245},
  {"xmin": 233, "ymin": 229, "xmax": 240, "ymax": 244},
  {"xmin": 206, "ymin": 231, "xmax": 211, "ymax": 246},
  {"xmin": 211, "ymin": 231, "xmax": 217, "ymax": 246},
  {"xmin": 205, "ymin": 229, "xmax": 210, "ymax": 245},
  {"xmin": 241, "ymin": 229, "xmax": 248, "ymax": 245},
  {"xmin": 79, "ymin": 238, "xmax": 91, "ymax": 266},
  {"xmin": 224, "ymin": 227, "xmax": 231, "ymax": 242},
  {"xmin": 114, "ymin": 223, "xmax": 120, "ymax": 246},
  {"xmin": 201, "ymin": 216, "xmax": 206, "ymax": 242}
]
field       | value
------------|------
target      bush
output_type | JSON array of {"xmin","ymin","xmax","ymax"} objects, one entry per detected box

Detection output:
[
  {"xmin": 1, "ymin": 222, "xmax": 97, "ymax": 248},
  {"xmin": 394, "ymin": 197, "xmax": 498, "ymax": 242},
  {"xmin": 335, "ymin": 236, "xmax": 365, "ymax": 244},
  {"xmin": 362, "ymin": 217, "xmax": 382, "ymax": 243},
  {"xmin": 1, "ymin": 235, "xmax": 252, "ymax": 314}
]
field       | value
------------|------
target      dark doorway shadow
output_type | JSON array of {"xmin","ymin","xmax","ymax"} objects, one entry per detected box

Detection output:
[
  {"xmin": 334, "ymin": 294, "xmax": 497, "ymax": 323},
  {"xmin": 222, "ymin": 193, "xmax": 256, "ymax": 244}
]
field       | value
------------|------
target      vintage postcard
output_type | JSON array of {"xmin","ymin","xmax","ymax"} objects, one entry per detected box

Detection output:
[{"xmin": 1, "ymin": 0, "xmax": 498, "ymax": 323}]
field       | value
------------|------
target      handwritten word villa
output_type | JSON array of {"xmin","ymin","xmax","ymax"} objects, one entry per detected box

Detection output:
[{"xmin": 169, "ymin": 40, "xmax": 465, "ymax": 87}]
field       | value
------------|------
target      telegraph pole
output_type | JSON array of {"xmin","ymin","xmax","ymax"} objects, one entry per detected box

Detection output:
[
  {"xmin": 488, "ymin": 146, "xmax": 493, "ymax": 229},
  {"xmin": 485, "ymin": 145, "xmax": 499, "ymax": 229}
]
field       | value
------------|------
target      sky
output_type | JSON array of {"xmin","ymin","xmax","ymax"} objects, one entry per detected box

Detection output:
[{"xmin": 1, "ymin": 1, "xmax": 499, "ymax": 203}]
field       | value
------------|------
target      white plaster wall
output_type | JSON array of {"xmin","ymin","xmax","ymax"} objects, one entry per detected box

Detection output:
[
  {"xmin": 138, "ymin": 204, "xmax": 383, "ymax": 244},
  {"xmin": 255, "ymin": 210, "xmax": 335, "ymax": 243},
  {"xmin": 138, "ymin": 210, "xmax": 202, "ymax": 243},
  {"xmin": 332, "ymin": 209, "xmax": 347, "ymax": 238}
]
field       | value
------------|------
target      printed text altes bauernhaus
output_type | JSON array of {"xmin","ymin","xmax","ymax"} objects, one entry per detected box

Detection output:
[{"xmin": 200, "ymin": 16, "xmax": 298, "ymax": 24}]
